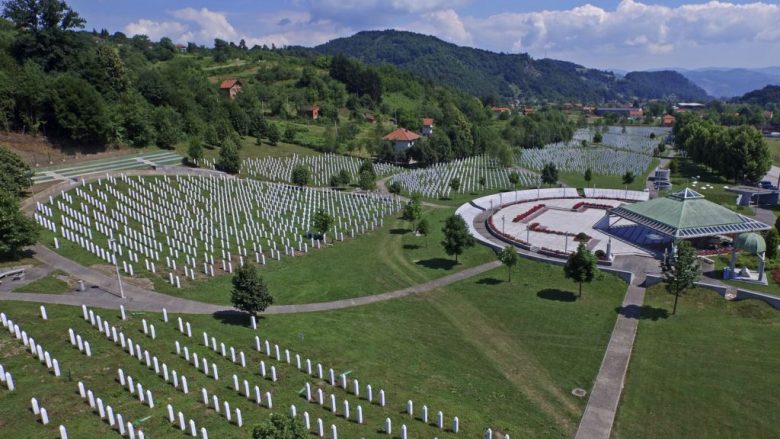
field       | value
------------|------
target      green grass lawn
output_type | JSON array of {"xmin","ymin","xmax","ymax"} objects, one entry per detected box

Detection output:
[
  {"xmin": 13, "ymin": 271, "xmax": 70, "ymax": 294},
  {"xmin": 139, "ymin": 206, "xmax": 494, "ymax": 305},
  {"xmin": 0, "ymin": 259, "xmax": 627, "ymax": 438},
  {"xmin": 766, "ymin": 137, "xmax": 780, "ymax": 166},
  {"xmin": 613, "ymin": 285, "xmax": 780, "ymax": 439}
]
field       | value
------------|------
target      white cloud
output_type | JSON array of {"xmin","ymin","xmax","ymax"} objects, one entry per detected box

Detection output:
[
  {"xmin": 124, "ymin": 19, "xmax": 187, "ymax": 41},
  {"xmin": 464, "ymin": 0, "xmax": 780, "ymax": 61},
  {"xmin": 402, "ymin": 9, "xmax": 473, "ymax": 46},
  {"xmin": 171, "ymin": 7, "xmax": 238, "ymax": 42}
]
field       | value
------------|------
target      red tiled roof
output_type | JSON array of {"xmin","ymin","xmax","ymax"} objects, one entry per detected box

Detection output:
[
  {"xmin": 219, "ymin": 79, "xmax": 241, "ymax": 89},
  {"xmin": 422, "ymin": 118, "xmax": 434, "ymax": 126},
  {"xmin": 383, "ymin": 128, "xmax": 421, "ymax": 142},
  {"xmin": 491, "ymin": 106, "xmax": 511, "ymax": 112}
]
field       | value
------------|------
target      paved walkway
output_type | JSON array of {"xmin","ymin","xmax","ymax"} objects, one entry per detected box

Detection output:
[
  {"xmin": 0, "ymin": 244, "xmax": 502, "ymax": 315},
  {"xmin": 574, "ymin": 268, "xmax": 649, "ymax": 439}
]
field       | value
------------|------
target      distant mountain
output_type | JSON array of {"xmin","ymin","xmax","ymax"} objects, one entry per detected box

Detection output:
[
  {"xmin": 315, "ymin": 30, "xmax": 708, "ymax": 103},
  {"xmin": 676, "ymin": 68, "xmax": 780, "ymax": 98},
  {"xmin": 736, "ymin": 85, "xmax": 780, "ymax": 106}
]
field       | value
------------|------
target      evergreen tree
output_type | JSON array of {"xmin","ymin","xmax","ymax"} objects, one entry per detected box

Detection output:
[
  {"xmin": 0, "ymin": 147, "xmax": 32, "ymax": 196},
  {"xmin": 584, "ymin": 168, "xmax": 592, "ymax": 186},
  {"xmin": 387, "ymin": 181, "xmax": 402, "ymax": 195},
  {"xmin": 541, "ymin": 163, "xmax": 559, "ymax": 186},
  {"xmin": 312, "ymin": 209, "xmax": 333, "ymax": 238},
  {"xmin": 216, "ymin": 143, "xmax": 241, "ymax": 174},
  {"xmin": 417, "ymin": 217, "xmax": 430, "ymax": 247},
  {"xmin": 187, "ymin": 138, "xmax": 203, "ymax": 166},
  {"xmin": 564, "ymin": 243, "xmax": 597, "ymax": 297},
  {"xmin": 622, "ymin": 171, "xmax": 635, "ymax": 187},
  {"xmin": 401, "ymin": 195, "xmax": 422, "ymax": 225},
  {"xmin": 441, "ymin": 214, "xmax": 474, "ymax": 263},
  {"xmin": 230, "ymin": 264, "xmax": 273, "ymax": 317},
  {"xmin": 765, "ymin": 229, "xmax": 778, "ymax": 260},
  {"xmin": 661, "ymin": 240, "xmax": 700, "ymax": 315},
  {"xmin": 449, "ymin": 177, "xmax": 461, "ymax": 192},
  {"xmin": 267, "ymin": 123, "xmax": 280, "ymax": 145},
  {"xmin": 358, "ymin": 170, "xmax": 375, "ymax": 190}
]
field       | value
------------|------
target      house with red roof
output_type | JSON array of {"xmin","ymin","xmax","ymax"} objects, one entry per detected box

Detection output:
[
  {"xmin": 421, "ymin": 118, "xmax": 434, "ymax": 136},
  {"xmin": 219, "ymin": 79, "xmax": 242, "ymax": 99},
  {"xmin": 301, "ymin": 105, "xmax": 320, "ymax": 120},
  {"xmin": 383, "ymin": 128, "xmax": 421, "ymax": 150},
  {"xmin": 662, "ymin": 114, "xmax": 676, "ymax": 126}
]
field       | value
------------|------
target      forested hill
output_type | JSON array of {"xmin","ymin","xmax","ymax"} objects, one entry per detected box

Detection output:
[
  {"xmin": 736, "ymin": 85, "xmax": 780, "ymax": 106},
  {"xmin": 315, "ymin": 30, "xmax": 709, "ymax": 102}
]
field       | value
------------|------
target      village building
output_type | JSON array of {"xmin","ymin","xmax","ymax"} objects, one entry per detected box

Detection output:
[
  {"xmin": 300, "ymin": 105, "xmax": 320, "ymax": 120},
  {"xmin": 383, "ymin": 128, "xmax": 421, "ymax": 150},
  {"xmin": 219, "ymin": 79, "xmax": 242, "ymax": 99},
  {"xmin": 662, "ymin": 114, "xmax": 676, "ymax": 126},
  {"xmin": 421, "ymin": 118, "xmax": 434, "ymax": 136}
]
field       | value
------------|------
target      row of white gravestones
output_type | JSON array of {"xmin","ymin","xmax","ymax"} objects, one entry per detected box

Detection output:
[
  {"xmin": 166, "ymin": 404, "xmax": 209, "ymax": 438},
  {"xmin": 67, "ymin": 329, "xmax": 92, "ymax": 357},
  {"xmin": 202, "ymin": 331, "xmax": 247, "ymax": 368},
  {"xmin": 77, "ymin": 382, "xmax": 146, "ymax": 438},
  {"xmin": 1, "ymin": 365, "xmax": 14, "ymax": 391},
  {"xmin": 484, "ymin": 427, "xmax": 510, "ymax": 439},
  {"xmin": 302, "ymin": 383, "xmax": 366, "ymax": 424},
  {"xmin": 30, "ymin": 397, "xmax": 50, "ymax": 425},
  {"xmin": 116, "ymin": 369, "xmax": 155, "ymax": 408},
  {"xmin": 81, "ymin": 306, "xmax": 187, "ymax": 396},
  {"xmin": 258, "ymin": 361, "xmax": 278, "ymax": 382},
  {"xmin": 225, "ymin": 376, "xmax": 273, "ymax": 408},
  {"xmin": 2, "ymin": 314, "xmax": 61, "ymax": 378},
  {"xmin": 176, "ymin": 342, "xmax": 219, "ymax": 382},
  {"xmin": 406, "ymin": 400, "xmax": 460, "ymax": 432},
  {"xmin": 287, "ymin": 405, "xmax": 340, "ymax": 439}
]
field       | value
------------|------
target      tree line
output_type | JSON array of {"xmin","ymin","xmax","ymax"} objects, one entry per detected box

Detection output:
[{"xmin": 673, "ymin": 112, "xmax": 770, "ymax": 182}]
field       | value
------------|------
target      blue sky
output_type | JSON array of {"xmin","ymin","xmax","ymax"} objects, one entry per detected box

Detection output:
[{"xmin": 69, "ymin": 0, "xmax": 780, "ymax": 70}]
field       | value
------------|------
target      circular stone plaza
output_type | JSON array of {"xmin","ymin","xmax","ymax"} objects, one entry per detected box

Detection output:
[{"xmin": 456, "ymin": 187, "xmax": 771, "ymax": 263}]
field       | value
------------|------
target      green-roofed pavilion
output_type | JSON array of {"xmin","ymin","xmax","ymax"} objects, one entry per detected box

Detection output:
[{"xmin": 608, "ymin": 188, "xmax": 770, "ymax": 239}]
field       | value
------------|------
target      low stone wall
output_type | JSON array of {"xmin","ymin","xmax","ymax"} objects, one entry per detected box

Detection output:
[{"xmin": 645, "ymin": 274, "xmax": 780, "ymax": 310}]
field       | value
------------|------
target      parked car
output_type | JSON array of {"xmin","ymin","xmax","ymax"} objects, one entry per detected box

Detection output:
[{"xmin": 758, "ymin": 180, "xmax": 775, "ymax": 190}]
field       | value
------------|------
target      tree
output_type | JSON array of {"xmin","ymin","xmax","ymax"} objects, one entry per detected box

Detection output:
[
  {"xmin": 0, "ymin": 189, "xmax": 38, "ymax": 260},
  {"xmin": 267, "ymin": 123, "xmax": 280, "ymax": 146},
  {"xmin": 441, "ymin": 214, "xmax": 474, "ymax": 263},
  {"xmin": 401, "ymin": 195, "xmax": 422, "ymax": 225},
  {"xmin": 478, "ymin": 176, "xmax": 486, "ymax": 190},
  {"xmin": 230, "ymin": 264, "xmax": 273, "ymax": 317},
  {"xmin": 508, "ymin": 171, "xmax": 520, "ymax": 189},
  {"xmin": 291, "ymin": 164, "xmax": 310, "ymax": 187},
  {"xmin": 358, "ymin": 170, "xmax": 375, "ymax": 190},
  {"xmin": 0, "ymin": 147, "xmax": 32, "ymax": 196},
  {"xmin": 51, "ymin": 74, "xmax": 109, "ymax": 143},
  {"xmin": 541, "ymin": 163, "xmax": 558, "ymax": 186},
  {"xmin": 765, "ymin": 229, "xmax": 778, "ymax": 260},
  {"xmin": 622, "ymin": 171, "xmax": 635, "ymax": 187},
  {"xmin": 593, "ymin": 132, "xmax": 603, "ymax": 143},
  {"xmin": 668, "ymin": 159, "xmax": 679, "ymax": 174},
  {"xmin": 312, "ymin": 209, "xmax": 333, "ymax": 238},
  {"xmin": 387, "ymin": 181, "xmax": 402, "ymax": 195},
  {"xmin": 584, "ymin": 168, "xmax": 592, "ymax": 186},
  {"xmin": 187, "ymin": 138, "xmax": 203, "ymax": 166},
  {"xmin": 775, "ymin": 215, "xmax": 780, "ymax": 234},
  {"xmin": 216, "ymin": 143, "xmax": 241, "ymax": 174},
  {"xmin": 450, "ymin": 177, "xmax": 461, "ymax": 192},
  {"xmin": 563, "ymin": 243, "xmax": 597, "ymax": 297},
  {"xmin": 661, "ymin": 240, "xmax": 700, "ymax": 315},
  {"xmin": 252, "ymin": 413, "xmax": 306, "ymax": 439},
  {"xmin": 498, "ymin": 245, "xmax": 519, "ymax": 282},
  {"xmin": 337, "ymin": 169, "xmax": 351, "ymax": 186},
  {"xmin": 417, "ymin": 217, "xmax": 430, "ymax": 247}
]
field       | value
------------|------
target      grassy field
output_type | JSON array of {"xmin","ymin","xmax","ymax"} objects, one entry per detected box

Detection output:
[
  {"xmin": 0, "ymin": 259, "xmax": 628, "ymax": 438},
  {"xmin": 13, "ymin": 271, "xmax": 70, "ymax": 294},
  {"xmin": 766, "ymin": 137, "xmax": 780, "ymax": 166},
  {"xmin": 613, "ymin": 285, "xmax": 780, "ymax": 439}
]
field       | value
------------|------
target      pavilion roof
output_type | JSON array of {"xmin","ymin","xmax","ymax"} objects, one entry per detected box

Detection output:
[{"xmin": 609, "ymin": 188, "xmax": 770, "ymax": 238}]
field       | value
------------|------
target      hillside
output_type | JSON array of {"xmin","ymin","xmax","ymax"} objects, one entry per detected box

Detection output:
[
  {"xmin": 736, "ymin": 85, "xmax": 780, "ymax": 106},
  {"xmin": 315, "ymin": 30, "xmax": 708, "ymax": 102},
  {"xmin": 679, "ymin": 68, "xmax": 780, "ymax": 98}
]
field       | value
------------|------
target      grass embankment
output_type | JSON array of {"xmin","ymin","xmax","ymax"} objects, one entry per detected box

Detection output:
[
  {"xmin": 13, "ymin": 271, "xmax": 70, "ymax": 294},
  {"xmin": 0, "ymin": 258, "xmax": 627, "ymax": 438},
  {"xmin": 614, "ymin": 285, "xmax": 780, "ymax": 439}
]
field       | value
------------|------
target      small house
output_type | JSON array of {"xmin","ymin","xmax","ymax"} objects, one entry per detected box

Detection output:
[
  {"xmin": 490, "ymin": 106, "xmax": 512, "ymax": 114},
  {"xmin": 421, "ymin": 118, "xmax": 434, "ymax": 136},
  {"xmin": 662, "ymin": 114, "xmax": 675, "ymax": 126},
  {"xmin": 383, "ymin": 128, "xmax": 421, "ymax": 150},
  {"xmin": 219, "ymin": 79, "xmax": 242, "ymax": 99},
  {"xmin": 301, "ymin": 105, "xmax": 320, "ymax": 120}
]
